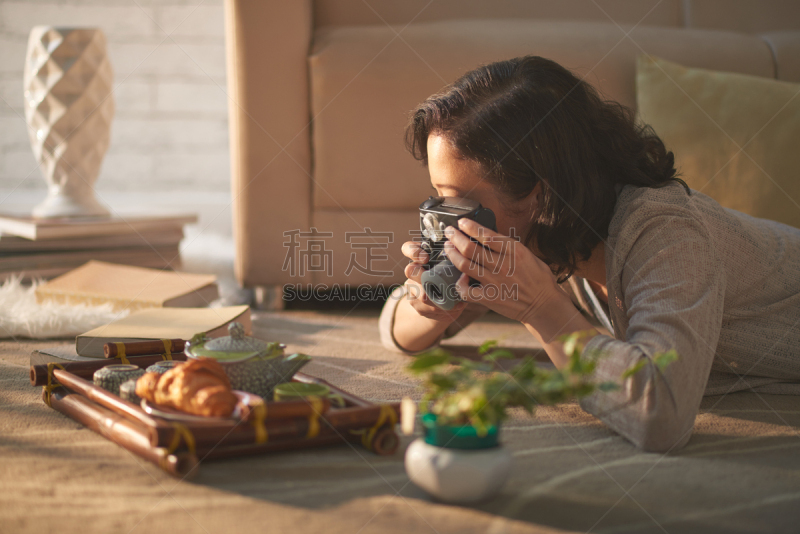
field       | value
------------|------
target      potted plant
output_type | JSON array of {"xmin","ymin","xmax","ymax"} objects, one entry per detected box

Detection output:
[{"xmin": 403, "ymin": 331, "xmax": 676, "ymax": 503}]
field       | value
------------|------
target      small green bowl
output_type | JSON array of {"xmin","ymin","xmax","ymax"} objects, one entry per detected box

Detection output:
[
  {"xmin": 273, "ymin": 382, "xmax": 345, "ymax": 407},
  {"xmin": 274, "ymin": 382, "xmax": 329, "ymax": 400},
  {"xmin": 421, "ymin": 413, "xmax": 499, "ymax": 450}
]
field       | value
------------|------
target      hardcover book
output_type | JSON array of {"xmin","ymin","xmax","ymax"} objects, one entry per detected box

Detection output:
[
  {"xmin": 0, "ymin": 246, "xmax": 181, "ymax": 274},
  {"xmin": 35, "ymin": 261, "xmax": 218, "ymax": 312},
  {"xmin": 0, "ymin": 228, "xmax": 184, "ymax": 252},
  {"xmin": 0, "ymin": 214, "xmax": 197, "ymax": 240}
]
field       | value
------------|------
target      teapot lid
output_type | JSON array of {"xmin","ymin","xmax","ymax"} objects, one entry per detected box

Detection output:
[{"xmin": 204, "ymin": 322, "xmax": 267, "ymax": 353}]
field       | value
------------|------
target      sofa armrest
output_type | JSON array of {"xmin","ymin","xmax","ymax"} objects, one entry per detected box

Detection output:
[
  {"xmin": 224, "ymin": 0, "xmax": 313, "ymax": 286},
  {"xmin": 760, "ymin": 31, "xmax": 800, "ymax": 82}
]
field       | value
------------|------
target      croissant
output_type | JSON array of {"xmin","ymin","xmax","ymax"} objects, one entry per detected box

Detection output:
[
  {"xmin": 135, "ymin": 372, "xmax": 161, "ymax": 401},
  {"xmin": 135, "ymin": 358, "xmax": 238, "ymax": 417}
]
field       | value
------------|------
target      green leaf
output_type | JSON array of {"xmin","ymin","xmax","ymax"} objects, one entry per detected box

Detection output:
[
  {"xmin": 483, "ymin": 349, "xmax": 516, "ymax": 362},
  {"xmin": 406, "ymin": 335, "xmax": 635, "ymax": 433},
  {"xmin": 562, "ymin": 332, "xmax": 579, "ymax": 357},
  {"xmin": 478, "ymin": 339, "xmax": 498, "ymax": 355},
  {"xmin": 621, "ymin": 358, "xmax": 648, "ymax": 379},
  {"xmin": 621, "ymin": 350, "xmax": 678, "ymax": 379},
  {"xmin": 654, "ymin": 350, "xmax": 679, "ymax": 371},
  {"xmin": 511, "ymin": 358, "xmax": 536, "ymax": 379},
  {"xmin": 407, "ymin": 352, "xmax": 451, "ymax": 372},
  {"xmin": 428, "ymin": 373, "xmax": 456, "ymax": 390}
]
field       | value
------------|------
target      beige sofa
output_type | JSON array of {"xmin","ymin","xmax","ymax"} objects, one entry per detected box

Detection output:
[{"xmin": 223, "ymin": 0, "xmax": 800, "ymax": 298}]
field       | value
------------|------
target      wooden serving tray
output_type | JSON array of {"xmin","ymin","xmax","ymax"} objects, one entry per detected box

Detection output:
[{"xmin": 30, "ymin": 351, "xmax": 400, "ymax": 478}]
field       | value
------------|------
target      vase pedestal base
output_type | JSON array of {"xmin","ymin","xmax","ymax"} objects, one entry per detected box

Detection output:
[{"xmin": 32, "ymin": 191, "xmax": 110, "ymax": 219}]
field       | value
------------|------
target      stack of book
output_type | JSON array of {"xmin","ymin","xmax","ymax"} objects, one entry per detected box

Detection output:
[
  {"xmin": 0, "ymin": 214, "xmax": 197, "ymax": 281},
  {"xmin": 30, "ymin": 304, "xmax": 249, "ymax": 362}
]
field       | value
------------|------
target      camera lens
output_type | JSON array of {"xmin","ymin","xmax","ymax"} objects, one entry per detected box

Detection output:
[
  {"xmin": 422, "ymin": 213, "xmax": 444, "ymax": 242},
  {"xmin": 425, "ymin": 282, "xmax": 444, "ymax": 303}
]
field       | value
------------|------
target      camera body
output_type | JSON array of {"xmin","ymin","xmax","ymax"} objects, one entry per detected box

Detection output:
[{"xmin": 418, "ymin": 196, "xmax": 496, "ymax": 310}]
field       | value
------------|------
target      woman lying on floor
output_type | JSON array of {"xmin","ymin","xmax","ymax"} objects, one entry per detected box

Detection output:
[{"xmin": 378, "ymin": 55, "xmax": 800, "ymax": 452}]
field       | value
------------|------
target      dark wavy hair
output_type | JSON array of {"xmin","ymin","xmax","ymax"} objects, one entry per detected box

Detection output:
[{"xmin": 406, "ymin": 55, "xmax": 688, "ymax": 282}]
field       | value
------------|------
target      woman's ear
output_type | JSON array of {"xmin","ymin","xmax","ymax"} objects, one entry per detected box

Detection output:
[{"xmin": 530, "ymin": 182, "xmax": 544, "ymax": 213}]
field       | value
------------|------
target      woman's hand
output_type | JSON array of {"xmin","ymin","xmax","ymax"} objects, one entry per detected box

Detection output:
[
  {"xmin": 442, "ymin": 218, "xmax": 565, "ymax": 325},
  {"xmin": 401, "ymin": 240, "xmax": 467, "ymax": 322},
  {"xmin": 391, "ymin": 240, "xmax": 469, "ymax": 353}
]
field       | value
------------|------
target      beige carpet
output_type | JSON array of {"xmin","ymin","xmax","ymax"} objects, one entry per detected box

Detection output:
[{"xmin": 2, "ymin": 309, "xmax": 800, "ymax": 534}]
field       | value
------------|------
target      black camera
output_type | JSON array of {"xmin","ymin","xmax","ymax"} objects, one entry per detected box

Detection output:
[{"xmin": 418, "ymin": 196, "xmax": 496, "ymax": 310}]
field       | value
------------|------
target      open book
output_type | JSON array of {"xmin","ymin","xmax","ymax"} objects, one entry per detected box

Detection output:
[{"xmin": 76, "ymin": 305, "xmax": 250, "ymax": 357}]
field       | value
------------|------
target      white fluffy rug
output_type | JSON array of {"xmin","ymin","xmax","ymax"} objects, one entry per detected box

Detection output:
[{"xmin": 0, "ymin": 277, "xmax": 127, "ymax": 339}]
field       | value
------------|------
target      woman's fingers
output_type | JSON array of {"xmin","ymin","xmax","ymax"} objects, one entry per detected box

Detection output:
[
  {"xmin": 409, "ymin": 293, "xmax": 434, "ymax": 313},
  {"xmin": 402, "ymin": 241, "xmax": 428, "ymax": 263},
  {"xmin": 405, "ymin": 281, "xmax": 432, "ymax": 306},
  {"xmin": 443, "ymin": 241, "xmax": 484, "ymax": 282},
  {"xmin": 456, "ymin": 218, "xmax": 515, "ymax": 253},
  {"xmin": 454, "ymin": 273, "xmax": 472, "ymax": 302},
  {"xmin": 444, "ymin": 233, "xmax": 516, "ymax": 282},
  {"xmin": 445, "ymin": 222, "xmax": 517, "ymax": 279},
  {"xmin": 412, "ymin": 299, "xmax": 467, "ymax": 319},
  {"xmin": 408, "ymin": 284, "xmax": 467, "ymax": 319},
  {"xmin": 403, "ymin": 241, "xmax": 429, "ymax": 284},
  {"xmin": 404, "ymin": 262, "xmax": 426, "ymax": 284},
  {"xmin": 445, "ymin": 226, "xmax": 499, "ymax": 269}
]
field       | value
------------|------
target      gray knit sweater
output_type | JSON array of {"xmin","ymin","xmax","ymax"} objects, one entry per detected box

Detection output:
[{"xmin": 379, "ymin": 181, "xmax": 800, "ymax": 451}]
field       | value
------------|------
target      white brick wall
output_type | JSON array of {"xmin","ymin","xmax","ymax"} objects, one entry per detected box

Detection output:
[{"xmin": 0, "ymin": 0, "xmax": 230, "ymax": 198}]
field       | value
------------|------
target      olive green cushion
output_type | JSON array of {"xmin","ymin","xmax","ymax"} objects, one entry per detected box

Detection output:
[{"xmin": 636, "ymin": 55, "xmax": 800, "ymax": 228}]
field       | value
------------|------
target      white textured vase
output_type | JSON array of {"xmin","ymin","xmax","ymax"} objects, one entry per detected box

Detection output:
[
  {"xmin": 405, "ymin": 438, "xmax": 512, "ymax": 504},
  {"xmin": 23, "ymin": 26, "xmax": 113, "ymax": 219}
]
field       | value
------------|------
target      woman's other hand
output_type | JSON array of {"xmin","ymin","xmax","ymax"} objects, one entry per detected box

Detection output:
[
  {"xmin": 441, "ymin": 219, "xmax": 563, "ymax": 324},
  {"xmin": 401, "ymin": 240, "xmax": 467, "ymax": 321}
]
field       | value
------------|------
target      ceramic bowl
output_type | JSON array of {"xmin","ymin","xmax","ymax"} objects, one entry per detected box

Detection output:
[
  {"xmin": 145, "ymin": 360, "xmax": 183, "ymax": 374},
  {"xmin": 93, "ymin": 364, "xmax": 145, "ymax": 396}
]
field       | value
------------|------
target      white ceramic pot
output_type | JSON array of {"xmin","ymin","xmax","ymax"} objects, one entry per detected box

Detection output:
[{"xmin": 404, "ymin": 437, "xmax": 512, "ymax": 504}]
